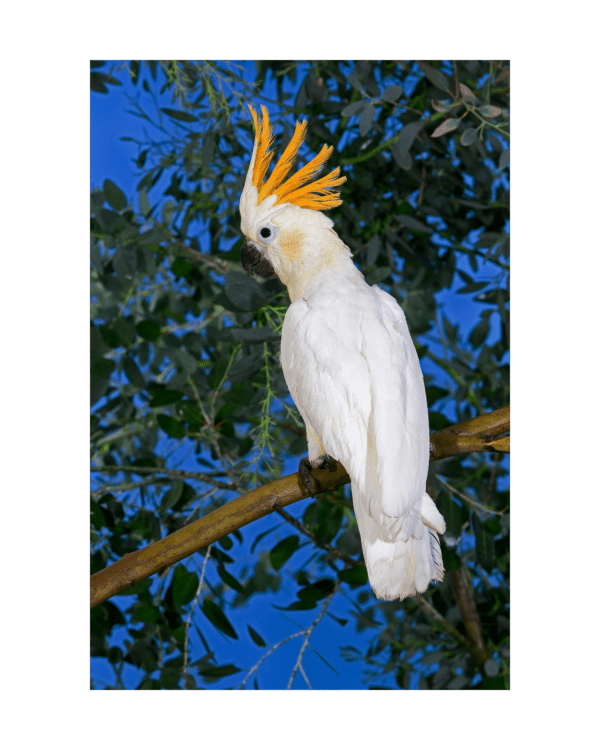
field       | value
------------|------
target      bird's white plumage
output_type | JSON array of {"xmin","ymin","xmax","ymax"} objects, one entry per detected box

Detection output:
[
  {"xmin": 240, "ymin": 106, "xmax": 445, "ymax": 600},
  {"xmin": 280, "ymin": 260, "xmax": 445, "ymax": 600}
]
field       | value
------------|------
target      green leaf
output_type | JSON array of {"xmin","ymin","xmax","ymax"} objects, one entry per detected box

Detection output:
[
  {"xmin": 392, "ymin": 121, "xmax": 426, "ymax": 170},
  {"xmin": 161, "ymin": 479, "xmax": 184, "ymax": 510},
  {"xmin": 273, "ymin": 600, "xmax": 317, "ymax": 611},
  {"xmin": 251, "ymin": 526, "xmax": 278, "ymax": 553},
  {"xmin": 469, "ymin": 317, "xmax": 490, "ymax": 348},
  {"xmin": 201, "ymin": 599, "xmax": 238, "ymax": 639},
  {"xmin": 134, "ymin": 604, "xmax": 160, "ymax": 623},
  {"xmin": 247, "ymin": 625, "xmax": 267, "ymax": 647},
  {"xmin": 149, "ymin": 388, "xmax": 184, "ymax": 407},
  {"xmin": 218, "ymin": 535, "xmax": 233, "ymax": 550},
  {"xmin": 338, "ymin": 566, "xmax": 368, "ymax": 586},
  {"xmin": 327, "ymin": 612, "xmax": 348, "ymax": 627},
  {"xmin": 216, "ymin": 565, "xmax": 246, "ymax": 595},
  {"xmin": 170, "ymin": 564, "xmax": 199, "ymax": 607},
  {"xmin": 298, "ymin": 586, "xmax": 330, "ymax": 603},
  {"xmin": 382, "ymin": 84, "xmax": 403, "ymax": 102},
  {"xmin": 198, "ymin": 663, "xmax": 241, "ymax": 679},
  {"xmin": 123, "ymin": 355, "xmax": 145, "ymax": 389},
  {"xmin": 478, "ymin": 104, "xmax": 503, "ymax": 118},
  {"xmin": 457, "ymin": 281, "xmax": 488, "ymax": 295},
  {"xmin": 269, "ymin": 535, "xmax": 300, "ymax": 571},
  {"xmin": 483, "ymin": 518, "xmax": 502, "ymax": 535},
  {"xmin": 171, "ymin": 258, "xmax": 192, "ymax": 279},
  {"xmin": 398, "ymin": 215, "xmax": 430, "ymax": 233},
  {"xmin": 103, "ymin": 179, "xmax": 127, "ymax": 211},
  {"xmin": 157, "ymin": 414, "xmax": 185, "ymax": 439},
  {"xmin": 208, "ymin": 358, "xmax": 230, "ymax": 389},
  {"xmin": 460, "ymin": 128, "xmax": 479, "ymax": 147},
  {"xmin": 341, "ymin": 100, "xmax": 366, "ymax": 117},
  {"xmin": 161, "ymin": 107, "xmax": 199, "ymax": 123},
  {"xmin": 476, "ymin": 527, "xmax": 496, "ymax": 573},
  {"xmin": 418, "ymin": 62, "xmax": 452, "ymax": 93},
  {"xmin": 441, "ymin": 546, "xmax": 462, "ymax": 572},
  {"xmin": 429, "ymin": 411, "xmax": 451, "ymax": 430},
  {"xmin": 436, "ymin": 494, "xmax": 463, "ymax": 542},
  {"xmin": 136, "ymin": 320, "xmax": 161, "ymax": 341},
  {"xmin": 224, "ymin": 271, "xmax": 268, "ymax": 312},
  {"xmin": 426, "ymin": 385, "xmax": 448, "ymax": 405}
]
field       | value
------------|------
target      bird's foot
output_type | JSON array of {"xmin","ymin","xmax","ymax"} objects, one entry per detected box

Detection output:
[{"xmin": 298, "ymin": 455, "xmax": 337, "ymax": 498}]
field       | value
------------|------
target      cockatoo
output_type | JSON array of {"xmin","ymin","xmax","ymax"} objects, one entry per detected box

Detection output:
[{"xmin": 239, "ymin": 105, "xmax": 445, "ymax": 601}]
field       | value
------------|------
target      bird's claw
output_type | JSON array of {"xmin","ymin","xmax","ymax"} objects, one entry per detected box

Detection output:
[{"xmin": 298, "ymin": 456, "xmax": 337, "ymax": 497}]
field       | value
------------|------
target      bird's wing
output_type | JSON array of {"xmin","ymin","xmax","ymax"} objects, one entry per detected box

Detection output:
[
  {"xmin": 359, "ymin": 286, "xmax": 430, "ymax": 521},
  {"xmin": 281, "ymin": 291, "xmax": 372, "ymax": 485},
  {"xmin": 281, "ymin": 284, "xmax": 429, "ymax": 526}
]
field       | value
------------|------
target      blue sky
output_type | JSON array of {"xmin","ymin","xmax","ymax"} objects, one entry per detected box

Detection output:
[{"xmin": 90, "ymin": 61, "xmax": 508, "ymax": 690}]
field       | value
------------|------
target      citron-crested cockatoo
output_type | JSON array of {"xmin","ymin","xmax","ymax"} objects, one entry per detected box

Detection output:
[{"xmin": 239, "ymin": 105, "xmax": 445, "ymax": 601}]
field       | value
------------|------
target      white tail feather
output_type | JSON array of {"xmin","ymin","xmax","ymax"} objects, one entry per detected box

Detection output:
[{"xmin": 353, "ymin": 486, "xmax": 445, "ymax": 601}]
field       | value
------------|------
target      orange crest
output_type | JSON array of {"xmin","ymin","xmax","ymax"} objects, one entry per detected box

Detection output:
[{"xmin": 248, "ymin": 104, "xmax": 346, "ymax": 210}]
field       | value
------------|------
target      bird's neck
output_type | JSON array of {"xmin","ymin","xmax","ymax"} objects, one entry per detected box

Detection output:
[{"xmin": 279, "ymin": 230, "xmax": 364, "ymax": 303}]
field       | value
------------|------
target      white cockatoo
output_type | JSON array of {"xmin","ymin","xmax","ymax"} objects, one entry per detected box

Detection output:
[{"xmin": 239, "ymin": 105, "xmax": 445, "ymax": 601}]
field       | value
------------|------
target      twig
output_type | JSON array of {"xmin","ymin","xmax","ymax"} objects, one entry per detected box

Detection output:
[
  {"xmin": 413, "ymin": 594, "xmax": 475, "ymax": 654},
  {"xmin": 435, "ymin": 474, "xmax": 506, "ymax": 517},
  {"xmin": 287, "ymin": 584, "xmax": 339, "ymax": 689},
  {"xmin": 274, "ymin": 505, "xmax": 357, "ymax": 566},
  {"xmin": 298, "ymin": 663, "xmax": 312, "ymax": 689},
  {"xmin": 449, "ymin": 567, "xmax": 492, "ymax": 668},
  {"xmin": 182, "ymin": 544, "xmax": 212, "ymax": 678},
  {"xmin": 91, "ymin": 465, "xmax": 235, "ymax": 491},
  {"xmin": 90, "ymin": 477, "xmax": 170, "ymax": 499},
  {"xmin": 239, "ymin": 632, "xmax": 304, "ymax": 688}
]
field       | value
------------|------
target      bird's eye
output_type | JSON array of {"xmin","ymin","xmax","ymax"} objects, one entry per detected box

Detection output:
[{"xmin": 260, "ymin": 227, "xmax": 272, "ymax": 239}]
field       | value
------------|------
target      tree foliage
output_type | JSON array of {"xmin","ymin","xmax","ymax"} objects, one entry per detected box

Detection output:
[{"xmin": 90, "ymin": 60, "xmax": 510, "ymax": 690}]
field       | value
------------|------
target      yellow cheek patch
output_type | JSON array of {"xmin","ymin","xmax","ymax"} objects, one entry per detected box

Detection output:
[{"xmin": 279, "ymin": 227, "xmax": 306, "ymax": 263}]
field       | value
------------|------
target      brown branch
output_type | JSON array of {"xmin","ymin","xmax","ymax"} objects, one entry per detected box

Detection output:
[
  {"xmin": 91, "ymin": 405, "xmax": 509, "ymax": 608},
  {"xmin": 426, "ymin": 477, "xmax": 495, "ymax": 672},
  {"xmin": 91, "ymin": 462, "xmax": 348, "ymax": 608},
  {"xmin": 90, "ymin": 465, "xmax": 235, "ymax": 491},
  {"xmin": 429, "ymin": 404, "xmax": 509, "ymax": 461},
  {"xmin": 413, "ymin": 594, "xmax": 479, "ymax": 658},
  {"xmin": 449, "ymin": 567, "xmax": 492, "ymax": 668}
]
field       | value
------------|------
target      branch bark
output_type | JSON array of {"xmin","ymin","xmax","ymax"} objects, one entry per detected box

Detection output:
[
  {"xmin": 91, "ymin": 404, "xmax": 509, "ymax": 608},
  {"xmin": 449, "ymin": 567, "xmax": 493, "ymax": 668}
]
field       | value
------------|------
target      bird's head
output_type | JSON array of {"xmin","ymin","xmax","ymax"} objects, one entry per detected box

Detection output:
[{"xmin": 239, "ymin": 105, "xmax": 348, "ymax": 298}]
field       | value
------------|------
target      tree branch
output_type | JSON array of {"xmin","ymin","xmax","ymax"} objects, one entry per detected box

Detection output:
[
  {"xmin": 429, "ymin": 405, "xmax": 509, "ymax": 461},
  {"xmin": 449, "ymin": 567, "xmax": 492, "ymax": 669},
  {"xmin": 91, "ymin": 405, "xmax": 510, "ymax": 608}
]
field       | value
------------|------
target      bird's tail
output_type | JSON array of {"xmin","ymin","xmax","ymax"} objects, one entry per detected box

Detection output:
[{"xmin": 353, "ymin": 490, "xmax": 446, "ymax": 601}]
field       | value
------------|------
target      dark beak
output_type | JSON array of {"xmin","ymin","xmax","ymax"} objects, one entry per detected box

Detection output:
[{"xmin": 241, "ymin": 238, "xmax": 277, "ymax": 278}]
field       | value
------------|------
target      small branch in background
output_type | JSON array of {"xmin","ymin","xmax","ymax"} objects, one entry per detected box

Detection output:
[
  {"xmin": 426, "ymin": 479, "xmax": 494, "ymax": 670},
  {"xmin": 413, "ymin": 594, "xmax": 475, "ymax": 655},
  {"xmin": 287, "ymin": 584, "xmax": 339, "ymax": 689},
  {"xmin": 239, "ymin": 631, "xmax": 304, "ymax": 689},
  {"xmin": 90, "ymin": 477, "xmax": 170, "ymax": 500},
  {"xmin": 435, "ymin": 474, "xmax": 506, "ymax": 517},
  {"xmin": 182, "ymin": 544, "xmax": 212, "ymax": 679},
  {"xmin": 274, "ymin": 505, "xmax": 357, "ymax": 567},
  {"xmin": 187, "ymin": 365, "xmax": 244, "ymax": 494},
  {"xmin": 449, "ymin": 567, "xmax": 492, "ymax": 669},
  {"xmin": 91, "ymin": 465, "xmax": 235, "ymax": 491}
]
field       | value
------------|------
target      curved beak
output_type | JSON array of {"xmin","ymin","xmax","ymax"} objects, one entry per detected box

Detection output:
[{"xmin": 241, "ymin": 238, "xmax": 277, "ymax": 278}]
